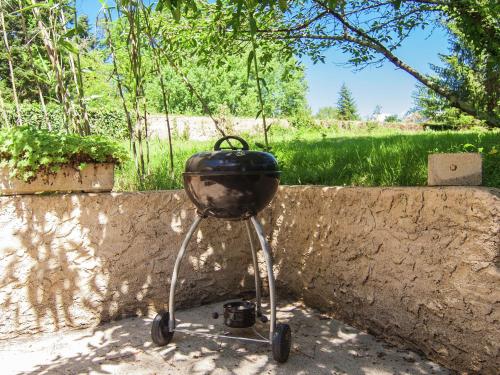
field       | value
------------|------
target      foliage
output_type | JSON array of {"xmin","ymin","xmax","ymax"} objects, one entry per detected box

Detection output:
[
  {"xmin": 413, "ymin": 84, "xmax": 485, "ymax": 128},
  {"xmin": 159, "ymin": 0, "xmax": 499, "ymax": 127},
  {"xmin": 2, "ymin": 103, "xmax": 127, "ymax": 138},
  {"xmin": 316, "ymin": 106, "xmax": 339, "ymax": 120},
  {"xmin": 0, "ymin": 126, "xmax": 128, "ymax": 182},
  {"xmin": 115, "ymin": 127, "xmax": 500, "ymax": 191},
  {"xmin": 337, "ymin": 84, "xmax": 359, "ymax": 121},
  {"xmin": 142, "ymin": 54, "xmax": 308, "ymax": 118},
  {"xmin": 0, "ymin": 1, "xmax": 95, "ymax": 104},
  {"xmin": 413, "ymin": 23, "xmax": 498, "ymax": 128},
  {"xmin": 385, "ymin": 115, "xmax": 400, "ymax": 123},
  {"xmin": 289, "ymin": 111, "xmax": 317, "ymax": 129}
]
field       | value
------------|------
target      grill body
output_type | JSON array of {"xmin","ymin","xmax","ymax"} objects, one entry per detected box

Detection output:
[{"xmin": 182, "ymin": 137, "xmax": 280, "ymax": 220}]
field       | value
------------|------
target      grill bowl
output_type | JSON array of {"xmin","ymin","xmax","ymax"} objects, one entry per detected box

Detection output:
[{"xmin": 182, "ymin": 136, "xmax": 280, "ymax": 220}]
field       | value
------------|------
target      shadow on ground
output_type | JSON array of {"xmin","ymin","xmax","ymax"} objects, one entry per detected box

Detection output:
[{"xmin": 2, "ymin": 301, "xmax": 449, "ymax": 375}]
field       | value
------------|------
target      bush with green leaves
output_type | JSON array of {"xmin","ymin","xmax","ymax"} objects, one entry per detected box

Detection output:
[
  {"xmin": 0, "ymin": 126, "xmax": 128, "ymax": 182},
  {"xmin": 289, "ymin": 111, "xmax": 317, "ymax": 129},
  {"xmin": 3, "ymin": 103, "xmax": 128, "ymax": 139}
]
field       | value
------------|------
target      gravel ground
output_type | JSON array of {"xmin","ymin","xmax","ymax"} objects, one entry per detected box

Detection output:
[{"xmin": 0, "ymin": 301, "xmax": 450, "ymax": 375}]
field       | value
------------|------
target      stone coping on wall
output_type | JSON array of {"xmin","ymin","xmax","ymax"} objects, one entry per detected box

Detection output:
[{"xmin": 0, "ymin": 186, "xmax": 498, "ymax": 374}]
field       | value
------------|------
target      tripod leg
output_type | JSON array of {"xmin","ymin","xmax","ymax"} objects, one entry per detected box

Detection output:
[
  {"xmin": 245, "ymin": 220, "xmax": 262, "ymax": 315},
  {"xmin": 250, "ymin": 216, "xmax": 276, "ymax": 341},
  {"xmin": 168, "ymin": 215, "xmax": 203, "ymax": 332}
]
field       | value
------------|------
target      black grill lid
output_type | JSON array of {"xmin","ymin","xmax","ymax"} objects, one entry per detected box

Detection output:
[{"xmin": 184, "ymin": 136, "xmax": 280, "ymax": 174}]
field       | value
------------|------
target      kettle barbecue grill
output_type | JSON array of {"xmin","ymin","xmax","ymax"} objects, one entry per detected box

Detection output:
[{"xmin": 150, "ymin": 136, "xmax": 292, "ymax": 363}]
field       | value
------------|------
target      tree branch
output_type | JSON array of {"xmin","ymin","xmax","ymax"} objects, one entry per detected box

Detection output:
[{"xmin": 313, "ymin": 0, "xmax": 498, "ymax": 126}]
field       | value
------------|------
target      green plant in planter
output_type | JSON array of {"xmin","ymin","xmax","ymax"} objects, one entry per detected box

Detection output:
[{"xmin": 0, "ymin": 126, "xmax": 128, "ymax": 182}]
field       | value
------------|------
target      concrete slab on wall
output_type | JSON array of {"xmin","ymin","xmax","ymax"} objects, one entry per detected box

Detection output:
[{"xmin": 428, "ymin": 153, "xmax": 482, "ymax": 186}]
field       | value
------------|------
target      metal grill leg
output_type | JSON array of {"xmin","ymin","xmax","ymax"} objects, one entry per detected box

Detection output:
[
  {"xmin": 250, "ymin": 216, "xmax": 276, "ymax": 341},
  {"xmin": 168, "ymin": 215, "xmax": 203, "ymax": 332},
  {"xmin": 245, "ymin": 220, "xmax": 262, "ymax": 314}
]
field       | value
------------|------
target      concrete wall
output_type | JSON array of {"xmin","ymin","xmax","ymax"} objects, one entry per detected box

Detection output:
[
  {"xmin": 0, "ymin": 186, "xmax": 498, "ymax": 373},
  {"xmin": 264, "ymin": 186, "xmax": 500, "ymax": 374},
  {"xmin": 0, "ymin": 192, "xmax": 255, "ymax": 338}
]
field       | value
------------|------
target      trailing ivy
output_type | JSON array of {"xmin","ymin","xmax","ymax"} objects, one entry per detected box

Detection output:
[{"xmin": 0, "ymin": 126, "xmax": 128, "ymax": 182}]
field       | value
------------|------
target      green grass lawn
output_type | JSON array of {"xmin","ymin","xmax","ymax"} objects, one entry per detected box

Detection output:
[{"xmin": 115, "ymin": 127, "xmax": 500, "ymax": 191}]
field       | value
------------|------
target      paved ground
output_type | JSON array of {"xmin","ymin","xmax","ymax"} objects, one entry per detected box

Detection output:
[{"xmin": 1, "ymin": 301, "xmax": 450, "ymax": 375}]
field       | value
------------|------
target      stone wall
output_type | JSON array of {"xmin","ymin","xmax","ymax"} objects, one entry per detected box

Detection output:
[
  {"xmin": 147, "ymin": 114, "xmax": 289, "ymax": 141},
  {"xmin": 146, "ymin": 115, "xmax": 419, "ymax": 141},
  {"xmin": 0, "ymin": 186, "xmax": 498, "ymax": 373}
]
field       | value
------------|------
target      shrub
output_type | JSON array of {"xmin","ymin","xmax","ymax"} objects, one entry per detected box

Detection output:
[
  {"xmin": 385, "ymin": 114, "xmax": 400, "ymax": 123},
  {"xmin": 0, "ymin": 126, "xmax": 128, "ymax": 182},
  {"xmin": 88, "ymin": 108, "xmax": 128, "ymax": 138},
  {"xmin": 366, "ymin": 121, "xmax": 379, "ymax": 132},
  {"xmin": 289, "ymin": 112, "xmax": 317, "ymax": 129},
  {"xmin": 2, "ymin": 103, "xmax": 128, "ymax": 139}
]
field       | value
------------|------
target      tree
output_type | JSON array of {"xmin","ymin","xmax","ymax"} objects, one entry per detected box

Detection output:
[
  {"xmin": 159, "ymin": 0, "xmax": 499, "ymax": 127},
  {"xmin": 412, "ymin": 84, "xmax": 481, "ymax": 128},
  {"xmin": 385, "ymin": 114, "xmax": 399, "ymax": 123},
  {"xmin": 0, "ymin": 0, "xmax": 22, "ymax": 125},
  {"xmin": 316, "ymin": 106, "xmax": 339, "ymax": 120},
  {"xmin": 371, "ymin": 105, "xmax": 382, "ymax": 120},
  {"xmin": 413, "ymin": 24, "xmax": 498, "ymax": 128},
  {"xmin": 336, "ymin": 83, "xmax": 358, "ymax": 120}
]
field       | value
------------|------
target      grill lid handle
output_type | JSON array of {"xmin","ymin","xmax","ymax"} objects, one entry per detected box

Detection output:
[{"xmin": 214, "ymin": 136, "xmax": 250, "ymax": 151}]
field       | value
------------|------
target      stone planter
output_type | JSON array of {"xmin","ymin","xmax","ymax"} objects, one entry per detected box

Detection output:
[
  {"xmin": 428, "ymin": 153, "xmax": 482, "ymax": 186},
  {"xmin": 0, "ymin": 163, "xmax": 114, "ymax": 195}
]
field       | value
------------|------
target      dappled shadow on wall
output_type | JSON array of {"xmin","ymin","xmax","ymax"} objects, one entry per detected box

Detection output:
[{"xmin": 0, "ymin": 191, "xmax": 256, "ymax": 338}]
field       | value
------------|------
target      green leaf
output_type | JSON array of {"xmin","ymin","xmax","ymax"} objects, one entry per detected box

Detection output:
[
  {"xmin": 247, "ymin": 50, "xmax": 255, "ymax": 81},
  {"xmin": 259, "ymin": 77, "xmax": 268, "ymax": 92},
  {"xmin": 11, "ymin": 2, "xmax": 53, "ymax": 15},
  {"xmin": 392, "ymin": 0, "xmax": 402, "ymax": 10},
  {"xmin": 58, "ymin": 40, "xmax": 79, "ymax": 54},
  {"xmin": 248, "ymin": 15, "xmax": 257, "ymax": 35},
  {"xmin": 327, "ymin": 0, "xmax": 338, "ymax": 9}
]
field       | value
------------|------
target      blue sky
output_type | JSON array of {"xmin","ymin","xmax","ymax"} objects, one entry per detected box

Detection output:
[
  {"xmin": 302, "ymin": 28, "xmax": 448, "ymax": 118},
  {"xmin": 78, "ymin": 0, "xmax": 449, "ymax": 118}
]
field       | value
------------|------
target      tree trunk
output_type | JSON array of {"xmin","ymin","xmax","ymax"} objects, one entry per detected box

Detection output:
[{"xmin": 124, "ymin": 2, "xmax": 146, "ymax": 177}]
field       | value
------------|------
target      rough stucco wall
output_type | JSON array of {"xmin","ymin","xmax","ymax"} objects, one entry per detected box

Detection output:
[
  {"xmin": 0, "ymin": 191, "xmax": 255, "ymax": 339},
  {"xmin": 265, "ymin": 186, "xmax": 500, "ymax": 374},
  {"xmin": 0, "ymin": 186, "xmax": 498, "ymax": 374}
]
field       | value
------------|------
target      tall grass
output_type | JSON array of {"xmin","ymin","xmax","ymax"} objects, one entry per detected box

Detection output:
[{"xmin": 115, "ymin": 127, "xmax": 500, "ymax": 191}]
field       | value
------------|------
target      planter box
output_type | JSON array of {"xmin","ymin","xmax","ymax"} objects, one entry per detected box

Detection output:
[
  {"xmin": 0, "ymin": 163, "xmax": 114, "ymax": 195},
  {"xmin": 428, "ymin": 153, "xmax": 482, "ymax": 186}
]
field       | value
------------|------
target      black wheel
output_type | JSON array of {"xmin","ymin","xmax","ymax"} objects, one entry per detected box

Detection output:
[
  {"xmin": 151, "ymin": 311, "xmax": 174, "ymax": 346},
  {"xmin": 272, "ymin": 323, "xmax": 292, "ymax": 363}
]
